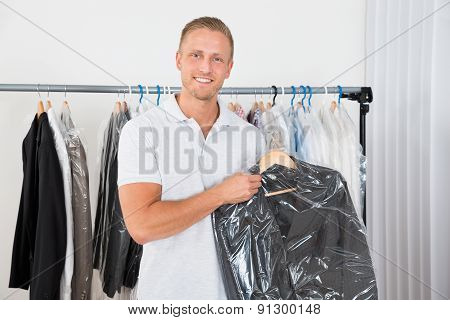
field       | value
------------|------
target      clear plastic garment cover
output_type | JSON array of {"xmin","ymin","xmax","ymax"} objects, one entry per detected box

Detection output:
[
  {"xmin": 93, "ymin": 106, "xmax": 142, "ymax": 298},
  {"xmin": 212, "ymin": 101, "xmax": 377, "ymax": 299}
]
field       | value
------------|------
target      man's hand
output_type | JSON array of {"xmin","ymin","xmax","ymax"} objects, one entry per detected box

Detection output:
[
  {"xmin": 209, "ymin": 172, "xmax": 262, "ymax": 205},
  {"xmin": 119, "ymin": 173, "xmax": 262, "ymax": 244}
]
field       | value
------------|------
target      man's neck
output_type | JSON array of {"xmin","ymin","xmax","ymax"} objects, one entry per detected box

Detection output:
[{"xmin": 176, "ymin": 89, "xmax": 220, "ymax": 137}]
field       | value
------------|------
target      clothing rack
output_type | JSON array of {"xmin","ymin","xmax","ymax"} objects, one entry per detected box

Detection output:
[{"xmin": 0, "ymin": 83, "xmax": 373, "ymax": 225}]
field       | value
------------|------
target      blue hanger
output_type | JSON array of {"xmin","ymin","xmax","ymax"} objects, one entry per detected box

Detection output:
[
  {"xmin": 307, "ymin": 86, "xmax": 312, "ymax": 111},
  {"xmin": 156, "ymin": 85, "xmax": 161, "ymax": 106},
  {"xmin": 138, "ymin": 85, "xmax": 144, "ymax": 104},
  {"xmin": 300, "ymin": 85, "xmax": 306, "ymax": 113},
  {"xmin": 337, "ymin": 85, "xmax": 342, "ymax": 108},
  {"xmin": 290, "ymin": 85, "xmax": 296, "ymax": 107}
]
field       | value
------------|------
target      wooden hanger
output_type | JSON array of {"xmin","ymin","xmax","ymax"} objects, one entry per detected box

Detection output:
[
  {"xmin": 258, "ymin": 100, "xmax": 265, "ymax": 113},
  {"xmin": 227, "ymin": 101, "xmax": 235, "ymax": 112},
  {"xmin": 251, "ymin": 100, "xmax": 259, "ymax": 113},
  {"xmin": 330, "ymin": 100, "xmax": 338, "ymax": 112},
  {"xmin": 36, "ymin": 85, "xmax": 44, "ymax": 118},
  {"xmin": 259, "ymin": 150, "xmax": 297, "ymax": 197},
  {"xmin": 37, "ymin": 100, "xmax": 45, "ymax": 118},
  {"xmin": 46, "ymin": 99, "xmax": 52, "ymax": 111},
  {"xmin": 63, "ymin": 86, "xmax": 70, "ymax": 110},
  {"xmin": 45, "ymin": 86, "xmax": 52, "ymax": 111},
  {"xmin": 114, "ymin": 101, "xmax": 121, "ymax": 114}
]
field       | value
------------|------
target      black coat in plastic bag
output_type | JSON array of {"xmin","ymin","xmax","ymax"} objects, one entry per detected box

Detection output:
[{"xmin": 212, "ymin": 158, "xmax": 378, "ymax": 300}]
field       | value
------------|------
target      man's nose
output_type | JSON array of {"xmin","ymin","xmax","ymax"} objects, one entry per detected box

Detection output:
[{"xmin": 198, "ymin": 58, "xmax": 212, "ymax": 74}]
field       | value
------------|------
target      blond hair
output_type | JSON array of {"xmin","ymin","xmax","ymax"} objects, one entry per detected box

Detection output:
[{"xmin": 179, "ymin": 17, "xmax": 234, "ymax": 59}]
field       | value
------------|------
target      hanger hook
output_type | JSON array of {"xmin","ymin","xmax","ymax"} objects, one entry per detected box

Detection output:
[
  {"xmin": 167, "ymin": 86, "xmax": 171, "ymax": 95},
  {"xmin": 337, "ymin": 85, "xmax": 342, "ymax": 107},
  {"xmin": 307, "ymin": 85, "xmax": 312, "ymax": 110},
  {"xmin": 271, "ymin": 85, "xmax": 277, "ymax": 106},
  {"xmin": 47, "ymin": 85, "xmax": 50, "ymax": 99},
  {"xmin": 290, "ymin": 86, "xmax": 296, "ymax": 107},
  {"xmin": 324, "ymin": 86, "xmax": 328, "ymax": 95},
  {"xmin": 37, "ymin": 84, "xmax": 41, "ymax": 99},
  {"xmin": 299, "ymin": 85, "xmax": 307, "ymax": 113},
  {"xmin": 138, "ymin": 85, "xmax": 143, "ymax": 104},
  {"xmin": 64, "ymin": 85, "xmax": 67, "ymax": 99},
  {"xmin": 156, "ymin": 85, "xmax": 161, "ymax": 106}
]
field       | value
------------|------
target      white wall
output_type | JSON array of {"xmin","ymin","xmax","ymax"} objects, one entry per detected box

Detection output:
[{"xmin": 0, "ymin": 0, "xmax": 367, "ymax": 299}]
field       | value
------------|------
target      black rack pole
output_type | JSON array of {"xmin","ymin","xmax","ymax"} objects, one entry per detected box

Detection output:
[{"xmin": 342, "ymin": 87, "xmax": 373, "ymax": 226}]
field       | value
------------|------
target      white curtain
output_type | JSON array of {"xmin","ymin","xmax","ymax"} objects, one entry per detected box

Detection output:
[{"xmin": 365, "ymin": 0, "xmax": 450, "ymax": 299}]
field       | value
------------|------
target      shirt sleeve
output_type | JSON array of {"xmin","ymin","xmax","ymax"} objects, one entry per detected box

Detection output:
[{"xmin": 117, "ymin": 120, "xmax": 162, "ymax": 187}]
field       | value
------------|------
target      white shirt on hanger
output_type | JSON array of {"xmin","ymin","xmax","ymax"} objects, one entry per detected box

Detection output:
[{"xmin": 117, "ymin": 93, "xmax": 266, "ymax": 300}]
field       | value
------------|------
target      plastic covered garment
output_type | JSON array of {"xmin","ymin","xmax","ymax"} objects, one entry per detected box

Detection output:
[
  {"xmin": 261, "ymin": 104, "xmax": 290, "ymax": 152},
  {"xmin": 60, "ymin": 106, "xmax": 93, "ymax": 300},
  {"xmin": 212, "ymin": 157, "xmax": 378, "ymax": 300},
  {"xmin": 47, "ymin": 107, "xmax": 74, "ymax": 300},
  {"xmin": 93, "ymin": 107, "xmax": 142, "ymax": 298}
]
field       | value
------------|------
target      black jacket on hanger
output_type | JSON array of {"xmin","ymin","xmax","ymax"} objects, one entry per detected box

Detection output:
[
  {"xmin": 212, "ymin": 158, "xmax": 378, "ymax": 300},
  {"xmin": 9, "ymin": 115, "xmax": 39, "ymax": 291},
  {"xmin": 10, "ymin": 113, "xmax": 67, "ymax": 299}
]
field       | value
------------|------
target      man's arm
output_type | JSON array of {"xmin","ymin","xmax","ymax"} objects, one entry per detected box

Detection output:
[{"xmin": 119, "ymin": 173, "xmax": 261, "ymax": 245}]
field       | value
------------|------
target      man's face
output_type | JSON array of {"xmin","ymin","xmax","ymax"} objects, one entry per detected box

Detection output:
[{"xmin": 176, "ymin": 28, "xmax": 233, "ymax": 101}]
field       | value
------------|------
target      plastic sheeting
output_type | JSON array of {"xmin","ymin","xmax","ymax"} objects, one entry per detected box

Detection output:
[
  {"xmin": 93, "ymin": 106, "xmax": 142, "ymax": 298},
  {"xmin": 60, "ymin": 107, "xmax": 93, "ymax": 300},
  {"xmin": 212, "ymin": 157, "xmax": 378, "ymax": 300}
]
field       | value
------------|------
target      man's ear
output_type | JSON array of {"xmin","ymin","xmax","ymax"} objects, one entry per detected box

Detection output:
[
  {"xmin": 225, "ymin": 60, "xmax": 234, "ymax": 79},
  {"xmin": 176, "ymin": 51, "xmax": 182, "ymax": 71}
]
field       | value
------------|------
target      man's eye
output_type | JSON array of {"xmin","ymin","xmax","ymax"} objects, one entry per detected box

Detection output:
[
  {"xmin": 214, "ymin": 57, "xmax": 224, "ymax": 63},
  {"xmin": 192, "ymin": 53, "xmax": 200, "ymax": 58}
]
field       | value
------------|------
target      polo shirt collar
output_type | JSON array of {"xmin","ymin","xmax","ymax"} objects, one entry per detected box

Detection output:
[{"xmin": 163, "ymin": 93, "xmax": 234, "ymax": 127}]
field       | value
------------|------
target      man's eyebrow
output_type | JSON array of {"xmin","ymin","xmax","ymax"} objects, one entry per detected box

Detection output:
[{"xmin": 190, "ymin": 49, "xmax": 225, "ymax": 56}]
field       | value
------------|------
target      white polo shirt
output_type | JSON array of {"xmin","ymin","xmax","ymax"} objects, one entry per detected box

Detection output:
[{"xmin": 117, "ymin": 93, "xmax": 265, "ymax": 299}]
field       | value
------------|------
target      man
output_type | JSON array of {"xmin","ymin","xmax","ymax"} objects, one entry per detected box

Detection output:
[{"xmin": 117, "ymin": 17, "xmax": 265, "ymax": 299}]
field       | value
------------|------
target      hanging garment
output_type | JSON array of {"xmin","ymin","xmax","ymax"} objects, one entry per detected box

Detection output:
[
  {"xmin": 9, "ymin": 115, "xmax": 39, "ymax": 291},
  {"xmin": 60, "ymin": 107, "xmax": 93, "ymax": 300},
  {"xmin": 335, "ymin": 106, "xmax": 362, "ymax": 217},
  {"xmin": 319, "ymin": 102, "xmax": 341, "ymax": 170},
  {"xmin": 9, "ymin": 113, "xmax": 67, "ymax": 299},
  {"xmin": 212, "ymin": 157, "xmax": 378, "ymax": 300},
  {"xmin": 234, "ymin": 103, "xmax": 246, "ymax": 119},
  {"xmin": 310, "ymin": 103, "xmax": 330, "ymax": 167},
  {"xmin": 261, "ymin": 107, "xmax": 288, "ymax": 152},
  {"xmin": 252, "ymin": 107, "xmax": 262, "ymax": 129},
  {"xmin": 247, "ymin": 102, "xmax": 256, "ymax": 124},
  {"xmin": 295, "ymin": 105, "xmax": 314, "ymax": 162},
  {"xmin": 247, "ymin": 103, "xmax": 262, "ymax": 129},
  {"xmin": 47, "ymin": 107, "xmax": 74, "ymax": 300},
  {"xmin": 93, "ymin": 113, "xmax": 114, "ymax": 270},
  {"xmin": 93, "ymin": 108, "xmax": 142, "ymax": 298},
  {"xmin": 270, "ymin": 103, "xmax": 292, "ymax": 154}
]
